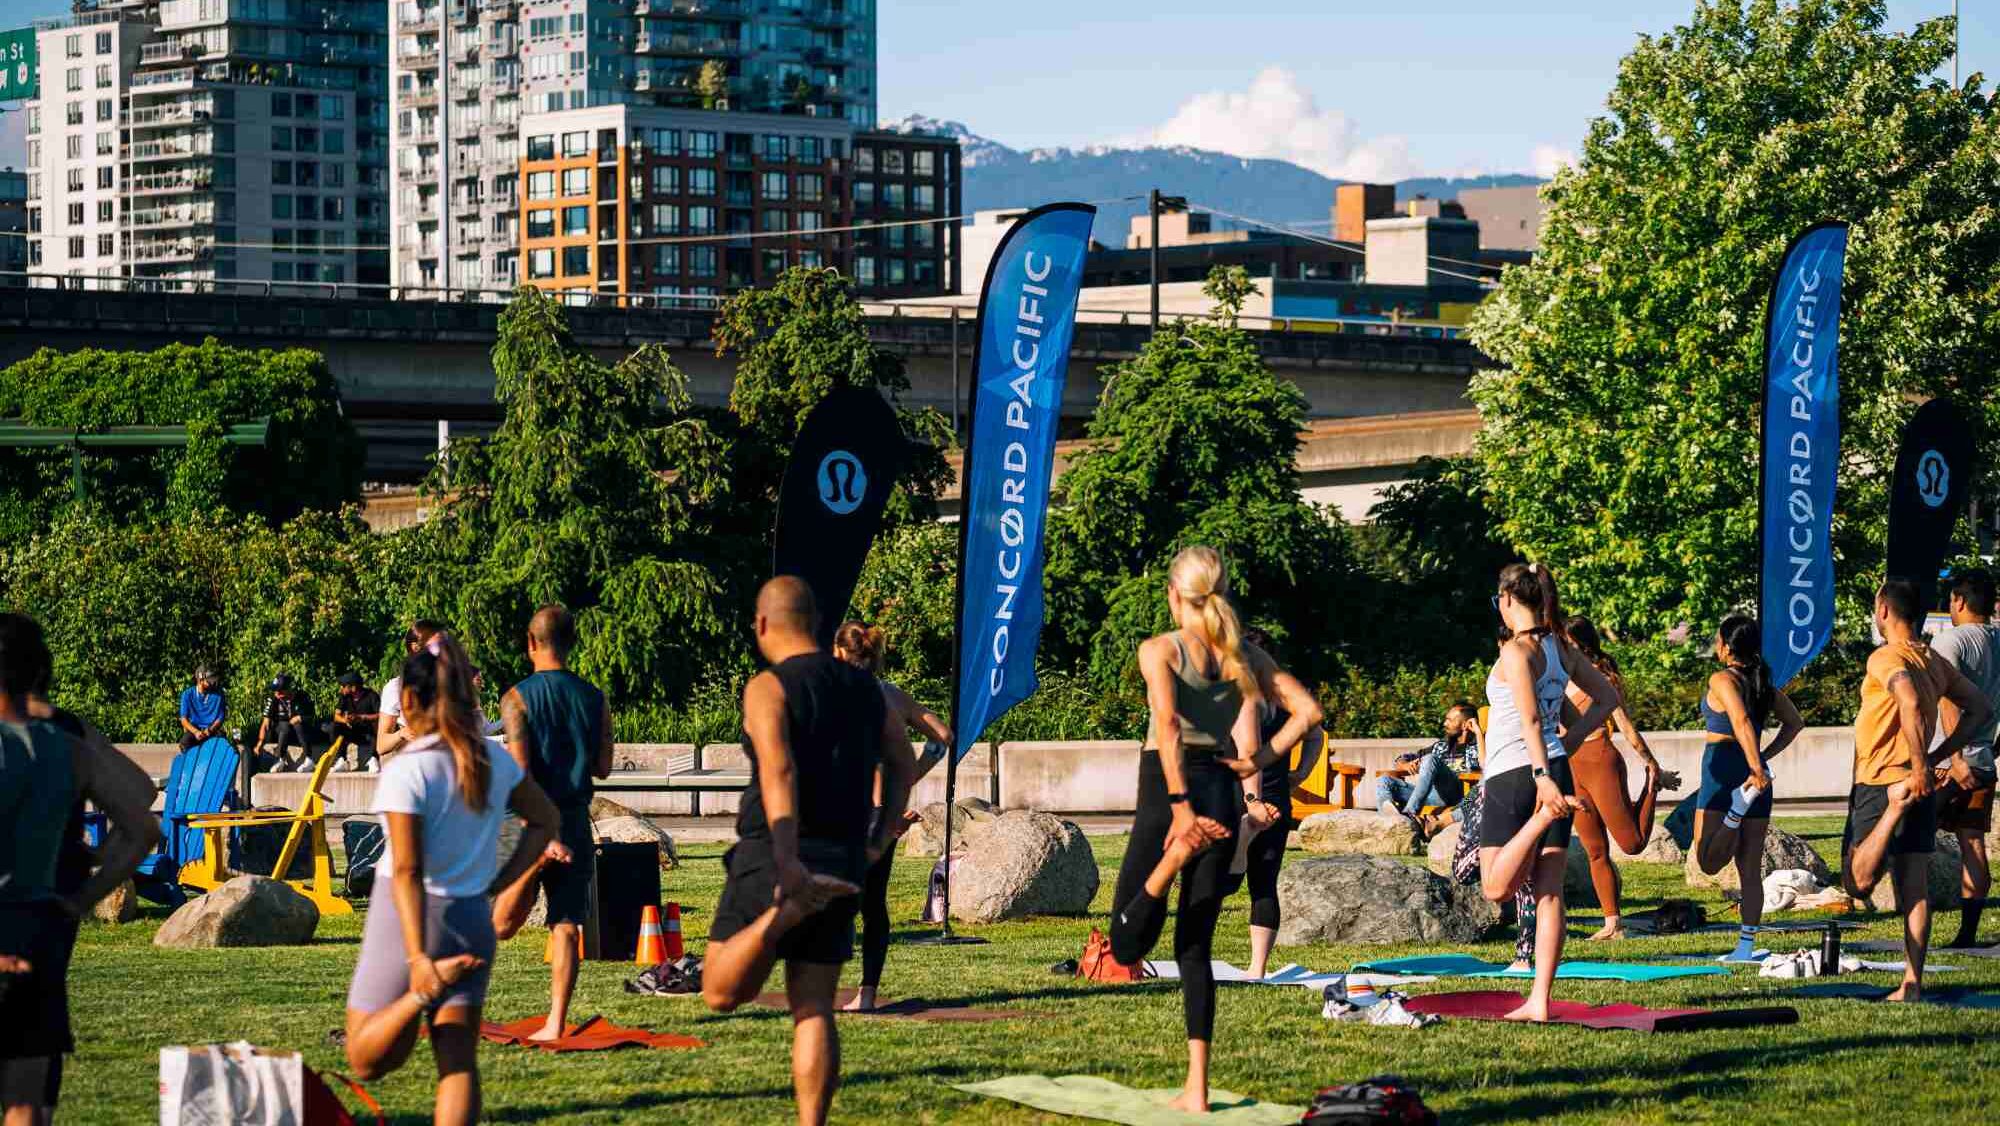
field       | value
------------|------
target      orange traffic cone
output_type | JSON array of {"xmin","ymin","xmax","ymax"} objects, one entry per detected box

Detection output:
[
  {"xmin": 663, "ymin": 902, "xmax": 685, "ymax": 961},
  {"xmin": 634, "ymin": 905, "xmax": 667, "ymax": 965}
]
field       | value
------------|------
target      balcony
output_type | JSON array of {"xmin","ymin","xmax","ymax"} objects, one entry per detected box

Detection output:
[
  {"xmin": 478, "ymin": 0, "xmax": 516, "ymax": 16},
  {"xmin": 636, "ymin": 31, "xmax": 742, "ymax": 55},
  {"xmin": 126, "ymin": 202, "xmax": 215, "ymax": 229},
  {"xmin": 406, "ymin": 86, "xmax": 440, "ymax": 108},
  {"xmin": 633, "ymin": 70, "xmax": 653, "ymax": 91},
  {"xmin": 397, "ymin": 6, "xmax": 440, "ymax": 31},
  {"xmin": 129, "ymin": 238, "xmax": 210, "ymax": 264},
  {"xmin": 398, "ymin": 47, "xmax": 439, "ymax": 69},
  {"xmin": 126, "ymin": 138, "xmax": 213, "ymax": 162},
  {"xmin": 127, "ymin": 170, "xmax": 214, "ymax": 195},
  {"xmin": 803, "ymin": 44, "xmax": 847, "ymax": 63},
  {"xmin": 666, "ymin": 0, "xmax": 743, "ymax": 13},
  {"xmin": 127, "ymin": 100, "xmax": 214, "ymax": 127},
  {"xmin": 487, "ymin": 72, "xmax": 519, "ymax": 94},
  {"xmin": 140, "ymin": 41, "xmax": 199, "ymax": 65},
  {"xmin": 800, "ymin": 5, "xmax": 855, "ymax": 28},
  {"xmin": 131, "ymin": 67, "xmax": 196, "ymax": 92}
]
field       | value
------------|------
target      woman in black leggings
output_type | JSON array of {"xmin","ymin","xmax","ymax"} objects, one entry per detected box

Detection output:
[
  {"xmin": 832, "ymin": 621, "xmax": 951, "ymax": 1013},
  {"xmin": 1236, "ymin": 632, "xmax": 1323, "ymax": 978},
  {"xmin": 1107, "ymin": 546, "xmax": 1269, "ymax": 1115}
]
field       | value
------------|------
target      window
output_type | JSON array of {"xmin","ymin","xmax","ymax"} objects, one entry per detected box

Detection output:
[
  {"xmin": 568, "ymin": 50, "xmax": 584, "ymax": 73},
  {"xmin": 797, "ymin": 211, "xmax": 824, "ymax": 233},
  {"xmin": 528, "ymin": 171, "xmax": 555, "ymax": 199},
  {"xmin": 854, "ymin": 256, "xmax": 875, "ymax": 285},
  {"xmin": 800, "ymin": 136, "xmax": 822, "ymax": 163},
  {"xmin": 68, "ymin": 169, "xmax": 84, "ymax": 192},
  {"xmin": 66, "ymin": 203, "xmax": 82, "ymax": 224},
  {"xmin": 297, "ymin": 127, "xmax": 319, "ymax": 151},
  {"xmin": 853, "ymin": 181, "xmax": 873, "ymax": 205},
  {"xmin": 763, "ymin": 134, "xmax": 788, "ymax": 162},
  {"xmin": 323, "ymin": 130, "xmax": 345, "ymax": 154},
  {"xmin": 913, "ymin": 184, "xmax": 935, "ymax": 211},
  {"xmin": 65, "ymin": 35, "xmax": 80, "ymax": 59},
  {"xmin": 66, "ymin": 68, "xmax": 81, "ymax": 92},
  {"xmin": 527, "ymin": 208, "xmax": 553, "ymax": 237},
  {"xmin": 296, "ymin": 161, "xmax": 319, "ymax": 187},
  {"xmin": 913, "ymin": 222, "xmax": 935, "ymax": 249},
  {"xmin": 853, "ymin": 146, "xmax": 874, "ymax": 172},
  {"xmin": 272, "ymin": 126, "xmax": 293, "ymax": 151},
  {"xmin": 883, "ymin": 149, "xmax": 905, "ymax": 174},
  {"xmin": 295, "ymin": 194, "xmax": 316, "ymax": 220},
  {"xmin": 760, "ymin": 171, "xmax": 788, "ymax": 200},
  {"xmin": 561, "ymin": 168, "xmax": 588, "ymax": 197},
  {"xmin": 323, "ymin": 97, "xmax": 345, "ymax": 121},
  {"xmin": 687, "ymin": 245, "xmax": 716, "ymax": 277},
  {"xmin": 96, "ymin": 200, "xmax": 112, "ymax": 222},
  {"xmin": 298, "ymin": 94, "xmax": 318, "ymax": 117},
  {"xmin": 561, "ymin": 130, "xmax": 587, "ymax": 158},
  {"xmin": 95, "ymin": 31, "xmax": 111, "ymax": 54},
  {"xmin": 914, "ymin": 258, "xmax": 937, "ymax": 286},
  {"xmin": 96, "ymin": 232, "xmax": 114, "ymax": 255},
  {"xmin": 652, "ymin": 244, "xmax": 679, "ymax": 274},
  {"xmin": 649, "ymin": 128, "xmax": 681, "ymax": 155},
  {"xmin": 568, "ymin": 12, "xmax": 583, "ymax": 32},
  {"xmin": 67, "ymin": 236, "xmax": 84, "ymax": 259},
  {"xmin": 797, "ymin": 173, "xmax": 823, "ymax": 202},
  {"xmin": 95, "ymin": 132, "xmax": 112, "ymax": 155},
  {"xmin": 94, "ymin": 167, "xmax": 111, "ymax": 189},
  {"xmin": 686, "ymin": 205, "xmax": 716, "ymax": 234},
  {"xmin": 526, "ymin": 134, "xmax": 554, "ymax": 160},
  {"xmin": 65, "ymin": 103, "xmax": 81, "ymax": 125},
  {"xmin": 886, "ymin": 225, "xmax": 905, "ymax": 250},
  {"xmin": 687, "ymin": 168, "xmax": 715, "ymax": 196},
  {"xmin": 64, "ymin": 135, "xmax": 81, "ymax": 159},
  {"xmin": 94, "ymin": 64, "xmax": 111, "ymax": 89},
  {"xmin": 273, "ymin": 196, "xmax": 293, "ymax": 219},
  {"xmin": 913, "ymin": 151, "xmax": 935, "ymax": 177},
  {"xmin": 324, "ymin": 197, "xmax": 345, "ymax": 221},
  {"xmin": 760, "ymin": 208, "xmax": 787, "ymax": 232},
  {"xmin": 528, "ymin": 247, "xmax": 555, "ymax": 277},
  {"xmin": 528, "ymin": 16, "xmax": 560, "ymax": 38},
  {"xmin": 884, "ymin": 183, "xmax": 906, "ymax": 211},
  {"xmin": 651, "ymin": 165, "xmax": 679, "ymax": 194},
  {"xmin": 272, "ymin": 162, "xmax": 292, "ymax": 185},
  {"xmin": 96, "ymin": 98, "xmax": 112, "ymax": 122},
  {"xmin": 688, "ymin": 131, "xmax": 716, "ymax": 158},
  {"xmin": 799, "ymin": 250, "xmax": 822, "ymax": 268},
  {"xmin": 273, "ymin": 92, "xmax": 292, "ymax": 117},
  {"xmin": 886, "ymin": 258, "xmax": 907, "ymax": 284},
  {"xmin": 561, "ymin": 245, "xmax": 589, "ymax": 276},
  {"xmin": 650, "ymin": 203, "xmax": 679, "ymax": 233},
  {"xmin": 561, "ymin": 205, "xmax": 588, "ymax": 236}
]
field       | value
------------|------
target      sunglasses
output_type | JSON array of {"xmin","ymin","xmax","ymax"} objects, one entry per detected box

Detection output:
[{"xmin": 1491, "ymin": 594, "xmax": 1503, "ymax": 613}]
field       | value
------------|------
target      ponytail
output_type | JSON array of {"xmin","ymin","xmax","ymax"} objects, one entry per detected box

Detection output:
[
  {"xmin": 833, "ymin": 620, "xmax": 886, "ymax": 675},
  {"xmin": 1564, "ymin": 615, "xmax": 1621, "ymax": 688},
  {"xmin": 1717, "ymin": 613, "xmax": 1774, "ymax": 723},
  {"xmin": 1498, "ymin": 562, "xmax": 1565, "ymax": 637},
  {"xmin": 399, "ymin": 632, "xmax": 492, "ymax": 813},
  {"xmin": 1168, "ymin": 545, "xmax": 1260, "ymax": 699}
]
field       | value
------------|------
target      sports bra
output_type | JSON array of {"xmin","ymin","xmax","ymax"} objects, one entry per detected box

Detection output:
[
  {"xmin": 1702, "ymin": 668, "xmax": 1766, "ymax": 739},
  {"xmin": 1483, "ymin": 633, "xmax": 1568, "ymax": 776}
]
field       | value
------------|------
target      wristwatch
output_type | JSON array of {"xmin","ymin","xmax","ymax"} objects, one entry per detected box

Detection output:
[
  {"xmin": 1167, "ymin": 792, "xmax": 1189, "ymax": 805},
  {"xmin": 1531, "ymin": 766, "xmax": 1549, "ymax": 779}
]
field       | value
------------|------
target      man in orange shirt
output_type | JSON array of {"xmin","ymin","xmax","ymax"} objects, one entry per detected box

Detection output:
[{"xmin": 1843, "ymin": 578, "xmax": 1991, "ymax": 1001}]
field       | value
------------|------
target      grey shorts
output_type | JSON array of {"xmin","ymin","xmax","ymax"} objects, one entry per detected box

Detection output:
[{"xmin": 347, "ymin": 891, "xmax": 495, "ymax": 1014}]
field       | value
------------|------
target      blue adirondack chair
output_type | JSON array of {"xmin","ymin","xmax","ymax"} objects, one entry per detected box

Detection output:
[{"xmin": 134, "ymin": 736, "xmax": 240, "ymax": 906}]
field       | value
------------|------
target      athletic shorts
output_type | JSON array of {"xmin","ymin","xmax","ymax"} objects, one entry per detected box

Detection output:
[
  {"xmin": 537, "ymin": 804, "xmax": 597, "ymax": 928},
  {"xmin": 1478, "ymin": 757, "xmax": 1575, "ymax": 852},
  {"xmin": 347, "ymin": 892, "xmax": 495, "ymax": 1014},
  {"xmin": 710, "ymin": 836, "xmax": 863, "ymax": 966},
  {"xmin": 1844, "ymin": 782, "xmax": 1939, "ymax": 858},
  {"xmin": 0, "ymin": 901, "xmax": 75, "ymax": 1061},
  {"xmin": 1937, "ymin": 771, "xmax": 1997, "ymax": 835},
  {"xmin": 1698, "ymin": 740, "xmax": 1774, "ymax": 817}
]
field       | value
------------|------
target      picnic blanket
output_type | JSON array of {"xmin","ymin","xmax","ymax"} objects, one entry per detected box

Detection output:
[
  {"xmin": 1352, "ymin": 954, "xmax": 1727, "ymax": 982},
  {"xmin": 951, "ymin": 1075, "xmax": 1300, "ymax": 1125},
  {"xmin": 752, "ymin": 991, "xmax": 1041, "ymax": 1022},
  {"xmin": 1141, "ymin": 961, "xmax": 1434, "ymax": 991},
  {"xmin": 478, "ymin": 1015, "xmax": 703, "ymax": 1051},
  {"xmin": 1787, "ymin": 983, "xmax": 2000, "ymax": 1010},
  {"xmin": 1403, "ymin": 990, "xmax": 1799, "ymax": 1032}
]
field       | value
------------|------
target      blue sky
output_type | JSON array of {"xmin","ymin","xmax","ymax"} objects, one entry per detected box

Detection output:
[{"xmin": 0, "ymin": 1, "xmax": 1985, "ymax": 175}]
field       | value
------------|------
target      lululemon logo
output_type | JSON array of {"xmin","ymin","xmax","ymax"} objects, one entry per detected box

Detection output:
[
  {"xmin": 1917, "ymin": 450, "xmax": 1949, "ymax": 509},
  {"xmin": 817, "ymin": 450, "xmax": 866, "ymax": 515}
]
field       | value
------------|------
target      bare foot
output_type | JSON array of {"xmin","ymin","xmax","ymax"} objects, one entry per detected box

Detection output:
[
  {"xmin": 1166, "ymin": 1089, "xmax": 1211, "ymax": 1114},
  {"xmin": 1176, "ymin": 815, "xmax": 1232, "ymax": 852},
  {"xmin": 1884, "ymin": 982, "xmax": 1923, "ymax": 1004},
  {"xmin": 1585, "ymin": 921, "xmax": 1626, "ymax": 942},
  {"xmin": 774, "ymin": 873, "xmax": 862, "ymax": 932},
  {"xmin": 840, "ymin": 987, "xmax": 878, "ymax": 1013},
  {"xmin": 526, "ymin": 1019, "xmax": 565, "ymax": 1043},
  {"xmin": 1502, "ymin": 998, "xmax": 1551, "ymax": 1022},
  {"xmin": 0, "ymin": 956, "xmax": 30, "ymax": 974},
  {"xmin": 1505, "ymin": 960, "xmax": 1532, "ymax": 974}
]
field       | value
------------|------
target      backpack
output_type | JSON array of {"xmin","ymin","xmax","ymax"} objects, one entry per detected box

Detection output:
[
  {"xmin": 1300, "ymin": 1075, "xmax": 1437, "ymax": 1125},
  {"xmin": 1076, "ymin": 927, "xmax": 1155, "ymax": 984}
]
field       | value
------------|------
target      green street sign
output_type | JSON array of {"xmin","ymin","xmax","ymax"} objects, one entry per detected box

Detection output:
[{"xmin": 0, "ymin": 28, "xmax": 37, "ymax": 103}]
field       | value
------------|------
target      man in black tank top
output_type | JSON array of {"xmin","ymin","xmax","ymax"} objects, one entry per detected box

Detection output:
[{"xmin": 702, "ymin": 577, "xmax": 914, "ymax": 1126}]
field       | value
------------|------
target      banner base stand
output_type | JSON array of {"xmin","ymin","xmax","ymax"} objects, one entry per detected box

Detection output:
[{"xmin": 909, "ymin": 932, "xmax": 989, "ymax": 947}]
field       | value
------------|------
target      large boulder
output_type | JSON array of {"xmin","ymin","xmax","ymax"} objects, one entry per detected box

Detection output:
[
  {"xmin": 91, "ymin": 879, "xmax": 138, "ymax": 925},
  {"xmin": 1865, "ymin": 834, "xmax": 1965, "ymax": 912},
  {"xmin": 946, "ymin": 810, "xmax": 1097, "ymax": 923},
  {"xmin": 1426, "ymin": 822, "xmax": 1462, "ymax": 877},
  {"xmin": 154, "ymin": 876, "xmax": 318, "ymax": 948},
  {"xmin": 901, "ymin": 797, "xmax": 999, "ymax": 858},
  {"xmin": 1297, "ymin": 811, "xmax": 1420, "ymax": 857},
  {"xmin": 1618, "ymin": 823, "xmax": 1687, "ymax": 865},
  {"xmin": 1685, "ymin": 824, "xmax": 1833, "ymax": 891},
  {"xmin": 1278, "ymin": 855, "xmax": 1499, "ymax": 945},
  {"xmin": 589, "ymin": 796, "xmax": 679, "ymax": 869}
]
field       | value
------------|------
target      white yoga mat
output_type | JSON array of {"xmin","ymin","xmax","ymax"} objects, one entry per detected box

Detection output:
[{"xmin": 1139, "ymin": 960, "xmax": 1435, "ymax": 991}]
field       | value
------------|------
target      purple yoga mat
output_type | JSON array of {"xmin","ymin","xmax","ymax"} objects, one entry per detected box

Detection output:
[{"xmin": 1402, "ymin": 990, "xmax": 1798, "ymax": 1032}]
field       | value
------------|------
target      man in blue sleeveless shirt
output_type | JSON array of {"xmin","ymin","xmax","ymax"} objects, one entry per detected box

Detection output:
[{"xmin": 500, "ymin": 605, "xmax": 613, "ymax": 1043}]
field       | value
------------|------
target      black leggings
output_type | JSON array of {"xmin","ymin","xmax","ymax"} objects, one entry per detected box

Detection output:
[
  {"xmin": 1109, "ymin": 751, "xmax": 1243, "ymax": 1041},
  {"xmin": 859, "ymin": 844, "xmax": 894, "ymax": 988},
  {"xmin": 1244, "ymin": 810, "xmax": 1288, "ymax": 930}
]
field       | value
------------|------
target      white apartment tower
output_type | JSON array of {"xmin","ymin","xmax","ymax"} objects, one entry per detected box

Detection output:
[
  {"xmin": 26, "ymin": 1, "xmax": 389, "ymax": 287},
  {"xmin": 389, "ymin": 0, "xmax": 878, "ymax": 292}
]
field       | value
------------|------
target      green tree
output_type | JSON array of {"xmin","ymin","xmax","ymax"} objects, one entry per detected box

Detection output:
[
  {"xmin": 1356, "ymin": 456, "xmax": 1521, "ymax": 667},
  {"xmin": 0, "ymin": 339, "xmax": 362, "ymax": 539},
  {"xmin": 697, "ymin": 59, "xmax": 731, "ymax": 110},
  {"xmin": 1044, "ymin": 270, "xmax": 1360, "ymax": 688},
  {"xmin": 849, "ymin": 520, "xmax": 959, "ymax": 681},
  {"xmin": 1201, "ymin": 265, "xmax": 1261, "ymax": 321},
  {"xmin": 1468, "ymin": 0, "xmax": 2000, "ymax": 636},
  {"xmin": 408, "ymin": 289, "xmax": 735, "ymax": 702}
]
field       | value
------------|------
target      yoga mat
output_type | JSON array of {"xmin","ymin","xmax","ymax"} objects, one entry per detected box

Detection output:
[
  {"xmin": 1666, "ymin": 951, "xmax": 1962, "ymax": 972},
  {"xmin": 1570, "ymin": 915, "xmax": 1864, "ymax": 936},
  {"xmin": 752, "ymin": 991, "xmax": 1043, "ymax": 1022},
  {"xmin": 1848, "ymin": 939, "xmax": 2000, "ymax": 959},
  {"xmin": 1353, "ymin": 954, "xmax": 1728, "ymax": 982},
  {"xmin": 1788, "ymin": 983, "xmax": 2000, "ymax": 1010},
  {"xmin": 1403, "ymin": 990, "xmax": 1799, "ymax": 1032},
  {"xmin": 1140, "ymin": 961, "xmax": 1435, "ymax": 991},
  {"xmin": 478, "ymin": 1015, "xmax": 703, "ymax": 1051},
  {"xmin": 951, "ymin": 1074, "xmax": 1301, "ymax": 1125}
]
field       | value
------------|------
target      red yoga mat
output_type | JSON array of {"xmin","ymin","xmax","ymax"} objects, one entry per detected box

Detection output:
[
  {"xmin": 1402, "ymin": 991, "xmax": 1798, "ymax": 1033},
  {"xmin": 750, "ymin": 990, "xmax": 1043, "ymax": 1023},
  {"xmin": 479, "ymin": 1015, "xmax": 704, "ymax": 1051}
]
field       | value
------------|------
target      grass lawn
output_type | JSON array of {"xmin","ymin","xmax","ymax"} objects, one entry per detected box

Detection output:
[{"xmin": 60, "ymin": 815, "xmax": 2000, "ymax": 1124}]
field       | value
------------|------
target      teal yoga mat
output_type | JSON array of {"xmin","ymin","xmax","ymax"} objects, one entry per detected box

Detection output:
[
  {"xmin": 951, "ymin": 1075, "xmax": 1301, "ymax": 1125},
  {"xmin": 1353, "ymin": 954, "xmax": 1729, "ymax": 981}
]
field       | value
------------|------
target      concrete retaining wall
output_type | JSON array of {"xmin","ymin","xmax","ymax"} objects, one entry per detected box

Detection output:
[{"xmin": 129, "ymin": 728, "xmax": 1863, "ymax": 818}]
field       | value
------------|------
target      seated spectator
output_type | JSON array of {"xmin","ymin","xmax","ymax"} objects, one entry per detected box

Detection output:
[
  {"xmin": 177, "ymin": 665, "xmax": 227, "ymax": 750},
  {"xmin": 249, "ymin": 675, "xmax": 321, "ymax": 775},
  {"xmin": 325, "ymin": 672, "xmax": 381, "ymax": 773},
  {"xmin": 1375, "ymin": 702, "xmax": 1481, "ymax": 834}
]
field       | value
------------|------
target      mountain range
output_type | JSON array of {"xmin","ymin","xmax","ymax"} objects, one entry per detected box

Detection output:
[{"xmin": 884, "ymin": 115, "xmax": 1543, "ymax": 247}]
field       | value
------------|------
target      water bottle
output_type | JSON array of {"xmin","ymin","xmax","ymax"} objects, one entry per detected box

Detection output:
[{"xmin": 1819, "ymin": 921, "xmax": 1841, "ymax": 975}]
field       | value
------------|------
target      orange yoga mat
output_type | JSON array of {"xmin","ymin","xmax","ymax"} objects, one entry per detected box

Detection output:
[{"xmin": 479, "ymin": 1015, "xmax": 704, "ymax": 1052}]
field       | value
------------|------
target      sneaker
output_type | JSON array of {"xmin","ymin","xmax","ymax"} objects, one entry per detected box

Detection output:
[
  {"xmin": 1366, "ymin": 991, "xmax": 1440, "ymax": 1029},
  {"xmin": 329, "ymin": 759, "xmax": 353, "ymax": 773},
  {"xmin": 366, "ymin": 760, "xmax": 381, "ymax": 774}
]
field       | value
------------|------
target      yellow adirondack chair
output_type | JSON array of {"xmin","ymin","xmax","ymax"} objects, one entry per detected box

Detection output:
[{"xmin": 180, "ymin": 741, "xmax": 354, "ymax": 916}]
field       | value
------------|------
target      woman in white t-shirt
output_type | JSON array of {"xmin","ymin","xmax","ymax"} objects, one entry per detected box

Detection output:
[
  {"xmin": 344, "ymin": 633, "xmax": 560, "ymax": 1126},
  {"xmin": 373, "ymin": 619, "xmax": 446, "ymax": 767}
]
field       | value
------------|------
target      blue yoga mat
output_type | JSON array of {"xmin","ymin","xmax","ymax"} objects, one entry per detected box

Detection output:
[{"xmin": 1352, "ymin": 954, "xmax": 1729, "ymax": 981}]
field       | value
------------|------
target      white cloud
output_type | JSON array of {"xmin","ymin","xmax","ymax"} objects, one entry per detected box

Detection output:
[
  {"xmin": 1529, "ymin": 143, "xmax": 1575, "ymax": 178},
  {"xmin": 1145, "ymin": 67, "xmax": 1421, "ymax": 182}
]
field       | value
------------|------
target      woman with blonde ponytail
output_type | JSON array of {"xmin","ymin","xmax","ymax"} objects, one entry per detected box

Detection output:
[
  {"xmin": 1106, "ymin": 546, "xmax": 1275, "ymax": 1114},
  {"xmin": 343, "ymin": 634, "xmax": 562, "ymax": 1125}
]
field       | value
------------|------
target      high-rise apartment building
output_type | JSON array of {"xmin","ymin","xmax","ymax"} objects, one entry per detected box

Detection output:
[
  {"xmin": 25, "ymin": 2, "xmax": 388, "ymax": 287},
  {"xmin": 389, "ymin": 0, "xmax": 877, "ymax": 293}
]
